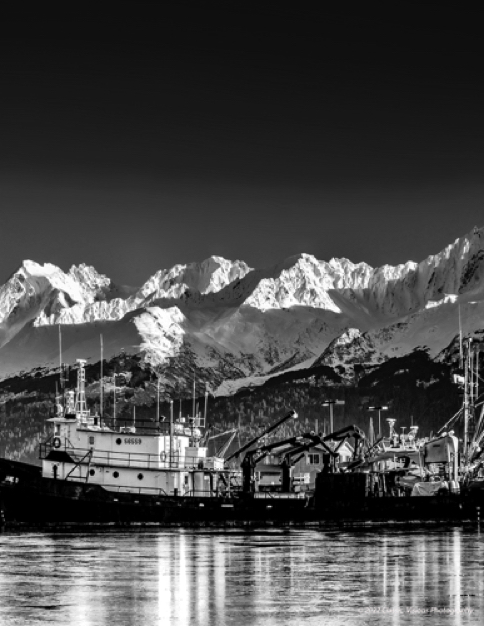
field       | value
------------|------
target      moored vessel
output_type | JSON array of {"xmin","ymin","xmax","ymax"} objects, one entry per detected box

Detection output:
[{"xmin": 0, "ymin": 353, "xmax": 482, "ymax": 528}]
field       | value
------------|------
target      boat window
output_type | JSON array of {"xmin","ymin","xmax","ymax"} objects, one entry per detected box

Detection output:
[
  {"xmin": 116, "ymin": 438, "xmax": 122, "ymax": 445},
  {"xmin": 113, "ymin": 471, "xmax": 119, "ymax": 478},
  {"xmin": 138, "ymin": 473, "xmax": 144, "ymax": 480},
  {"xmin": 89, "ymin": 469, "xmax": 95, "ymax": 476},
  {"xmin": 308, "ymin": 454, "xmax": 321, "ymax": 465},
  {"xmin": 89, "ymin": 436, "xmax": 95, "ymax": 445}
]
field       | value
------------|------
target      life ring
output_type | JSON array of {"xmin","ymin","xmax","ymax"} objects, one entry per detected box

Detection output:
[{"xmin": 53, "ymin": 437, "xmax": 62, "ymax": 449}]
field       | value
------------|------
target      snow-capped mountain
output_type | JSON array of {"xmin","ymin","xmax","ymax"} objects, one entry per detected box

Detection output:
[
  {"xmin": 1, "ymin": 227, "xmax": 483, "ymax": 394},
  {"xmin": 137, "ymin": 255, "xmax": 252, "ymax": 301}
]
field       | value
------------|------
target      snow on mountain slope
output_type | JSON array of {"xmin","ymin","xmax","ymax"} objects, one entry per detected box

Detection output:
[
  {"xmin": 368, "ymin": 297, "xmax": 484, "ymax": 358},
  {"xmin": 321, "ymin": 227, "xmax": 484, "ymax": 322},
  {"xmin": 134, "ymin": 306, "xmax": 186, "ymax": 367},
  {"xmin": 206, "ymin": 253, "xmax": 375, "ymax": 312},
  {"xmin": 0, "ymin": 261, "xmax": 108, "ymax": 348},
  {"xmin": 315, "ymin": 296, "xmax": 484, "ymax": 380},
  {"xmin": 244, "ymin": 255, "xmax": 344, "ymax": 311},
  {"xmin": 202, "ymin": 228, "xmax": 484, "ymax": 320},
  {"xmin": 0, "ymin": 261, "xmax": 138, "ymax": 336},
  {"xmin": 67, "ymin": 263, "xmax": 111, "ymax": 297},
  {"xmin": 313, "ymin": 328, "xmax": 387, "ymax": 381},
  {"xmin": 34, "ymin": 297, "xmax": 134, "ymax": 326},
  {"xmin": 137, "ymin": 256, "xmax": 252, "ymax": 301},
  {"xmin": 30, "ymin": 256, "xmax": 252, "ymax": 325},
  {"xmin": 352, "ymin": 225, "xmax": 484, "ymax": 317},
  {"xmin": 1, "ymin": 226, "xmax": 484, "ymax": 392},
  {"xmin": 214, "ymin": 354, "xmax": 319, "ymax": 397},
  {"xmin": 190, "ymin": 304, "xmax": 348, "ymax": 371}
]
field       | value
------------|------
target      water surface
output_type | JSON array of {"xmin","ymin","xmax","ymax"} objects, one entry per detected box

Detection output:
[{"xmin": 0, "ymin": 526, "xmax": 483, "ymax": 625}]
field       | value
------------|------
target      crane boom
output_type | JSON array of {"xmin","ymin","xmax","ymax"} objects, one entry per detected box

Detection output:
[{"xmin": 225, "ymin": 409, "xmax": 298, "ymax": 462}]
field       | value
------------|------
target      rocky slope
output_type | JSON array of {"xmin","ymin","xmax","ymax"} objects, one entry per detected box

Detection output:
[{"xmin": 1, "ymin": 227, "xmax": 483, "ymax": 396}]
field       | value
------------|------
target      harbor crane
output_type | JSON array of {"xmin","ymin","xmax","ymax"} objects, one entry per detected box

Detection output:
[
  {"xmin": 240, "ymin": 424, "xmax": 366, "ymax": 493},
  {"xmin": 224, "ymin": 409, "xmax": 298, "ymax": 463}
]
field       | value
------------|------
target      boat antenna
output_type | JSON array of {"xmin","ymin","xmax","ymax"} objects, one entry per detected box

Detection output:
[
  {"xmin": 464, "ymin": 338, "xmax": 472, "ymax": 464},
  {"xmin": 476, "ymin": 345, "xmax": 480, "ymax": 403},
  {"xmin": 192, "ymin": 376, "xmax": 196, "ymax": 417},
  {"xmin": 58, "ymin": 323, "xmax": 67, "ymax": 412},
  {"xmin": 59, "ymin": 323, "xmax": 68, "ymax": 406},
  {"xmin": 54, "ymin": 380, "xmax": 58, "ymax": 417},
  {"xmin": 204, "ymin": 383, "xmax": 208, "ymax": 425},
  {"xmin": 169, "ymin": 400, "xmax": 174, "ymax": 467},
  {"xmin": 75, "ymin": 358, "xmax": 88, "ymax": 417},
  {"xmin": 470, "ymin": 343, "xmax": 475, "ymax": 405},
  {"xmin": 179, "ymin": 397, "xmax": 182, "ymax": 419},
  {"xmin": 100, "ymin": 334, "xmax": 104, "ymax": 421},
  {"xmin": 157, "ymin": 375, "xmax": 160, "ymax": 422},
  {"xmin": 459, "ymin": 304, "xmax": 464, "ymax": 369},
  {"xmin": 58, "ymin": 324, "xmax": 64, "ymax": 389}
]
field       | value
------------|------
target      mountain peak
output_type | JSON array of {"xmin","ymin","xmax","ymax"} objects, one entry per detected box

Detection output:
[
  {"xmin": 1, "ymin": 227, "xmax": 484, "ymax": 389},
  {"xmin": 18, "ymin": 260, "xmax": 61, "ymax": 278},
  {"xmin": 137, "ymin": 256, "xmax": 252, "ymax": 301}
]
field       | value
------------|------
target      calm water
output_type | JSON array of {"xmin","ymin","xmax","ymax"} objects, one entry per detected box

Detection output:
[{"xmin": 0, "ymin": 526, "xmax": 483, "ymax": 625}]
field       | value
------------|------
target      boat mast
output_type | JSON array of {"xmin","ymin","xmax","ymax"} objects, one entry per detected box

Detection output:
[
  {"xmin": 58, "ymin": 324, "xmax": 62, "ymax": 381},
  {"xmin": 204, "ymin": 385, "xmax": 208, "ymax": 427},
  {"xmin": 477, "ymin": 345, "xmax": 480, "ymax": 403},
  {"xmin": 468, "ymin": 343, "xmax": 484, "ymax": 460},
  {"xmin": 464, "ymin": 338, "xmax": 472, "ymax": 465},
  {"xmin": 157, "ymin": 376, "xmax": 160, "ymax": 422},
  {"xmin": 100, "ymin": 334, "xmax": 104, "ymax": 420},
  {"xmin": 58, "ymin": 324, "xmax": 65, "ymax": 414},
  {"xmin": 459, "ymin": 304, "xmax": 464, "ymax": 369},
  {"xmin": 169, "ymin": 400, "xmax": 174, "ymax": 467},
  {"xmin": 75, "ymin": 359, "xmax": 88, "ymax": 417},
  {"xmin": 192, "ymin": 376, "xmax": 196, "ymax": 418}
]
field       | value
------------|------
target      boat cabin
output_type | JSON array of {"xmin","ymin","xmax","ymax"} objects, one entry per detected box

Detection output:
[{"xmin": 41, "ymin": 360, "xmax": 228, "ymax": 497}]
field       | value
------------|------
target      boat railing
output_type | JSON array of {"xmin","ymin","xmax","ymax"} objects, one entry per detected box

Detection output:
[
  {"xmin": 40, "ymin": 441, "xmax": 229, "ymax": 471},
  {"xmin": 108, "ymin": 486, "xmax": 171, "ymax": 496},
  {"xmin": 106, "ymin": 486, "xmax": 230, "ymax": 498},
  {"xmin": 78, "ymin": 448, "xmax": 205, "ymax": 470},
  {"xmin": 77, "ymin": 417, "xmax": 204, "ymax": 437}
]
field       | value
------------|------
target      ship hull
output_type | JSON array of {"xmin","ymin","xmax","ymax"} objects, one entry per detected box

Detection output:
[
  {"xmin": 0, "ymin": 459, "xmax": 481, "ymax": 528},
  {"xmin": 0, "ymin": 479, "xmax": 311, "ymax": 528},
  {"xmin": 0, "ymin": 459, "xmax": 310, "ymax": 527}
]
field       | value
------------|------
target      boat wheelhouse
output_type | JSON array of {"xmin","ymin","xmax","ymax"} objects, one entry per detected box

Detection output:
[{"xmin": 41, "ymin": 359, "xmax": 232, "ymax": 497}]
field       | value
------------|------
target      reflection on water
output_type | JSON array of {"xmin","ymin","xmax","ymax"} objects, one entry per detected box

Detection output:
[{"xmin": 0, "ymin": 526, "xmax": 483, "ymax": 625}]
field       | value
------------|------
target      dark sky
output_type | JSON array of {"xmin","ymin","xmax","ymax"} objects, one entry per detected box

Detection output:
[{"xmin": 1, "ymin": 4, "xmax": 483, "ymax": 286}]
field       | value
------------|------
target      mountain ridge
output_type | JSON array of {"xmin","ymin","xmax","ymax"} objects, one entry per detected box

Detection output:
[{"xmin": 1, "ymin": 226, "xmax": 483, "ymax": 396}]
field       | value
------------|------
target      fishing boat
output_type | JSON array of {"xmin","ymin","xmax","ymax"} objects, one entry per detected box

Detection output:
[
  {"xmin": 0, "ymin": 349, "xmax": 481, "ymax": 527},
  {"xmin": 0, "ymin": 359, "xmax": 309, "ymax": 526}
]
